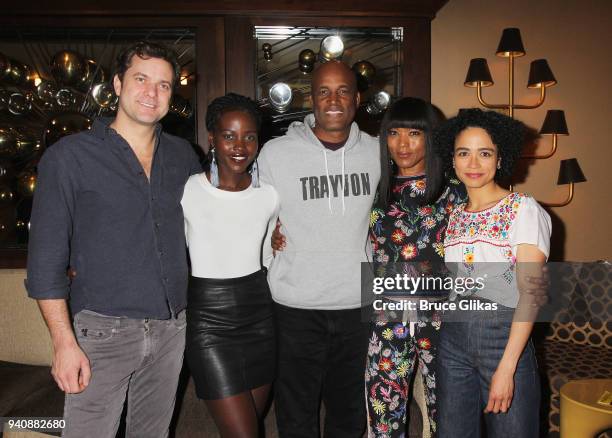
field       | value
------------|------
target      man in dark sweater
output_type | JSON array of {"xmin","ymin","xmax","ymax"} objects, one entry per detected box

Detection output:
[{"xmin": 26, "ymin": 41, "xmax": 200, "ymax": 438}]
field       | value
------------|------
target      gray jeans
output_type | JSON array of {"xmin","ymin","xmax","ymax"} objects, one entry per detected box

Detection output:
[{"xmin": 62, "ymin": 310, "xmax": 186, "ymax": 438}]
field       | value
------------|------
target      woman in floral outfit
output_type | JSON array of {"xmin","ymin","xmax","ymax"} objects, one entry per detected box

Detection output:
[{"xmin": 366, "ymin": 98, "xmax": 465, "ymax": 438}]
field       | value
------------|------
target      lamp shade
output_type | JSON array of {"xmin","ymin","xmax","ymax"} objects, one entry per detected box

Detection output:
[
  {"xmin": 557, "ymin": 158, "xmax": 586, "ymax": 185},
  {"xmin": 496, "ymin": 28, "xmax": 526, "ymax": 57},
  {"xmin": 527, "ymin": 59, "xmax": 557, "ymax": 88},
  {"xmin": 540, "ymin": 110, "xmax": 569, "ymax": 135},
  {"xmin": 464, "ymin": 58, "xmax": 493, "ymax": 87}
]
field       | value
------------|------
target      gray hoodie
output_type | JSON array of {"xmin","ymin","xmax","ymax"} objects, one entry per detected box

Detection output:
[{"xmin": 258, "ymin": 114, "xmax": 380, "ymax": 310}]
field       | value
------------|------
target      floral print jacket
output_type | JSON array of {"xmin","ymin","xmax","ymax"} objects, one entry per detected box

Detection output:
[{"xmin": 370, "ymin": 175, "xmax": 467, "ymax": 274}]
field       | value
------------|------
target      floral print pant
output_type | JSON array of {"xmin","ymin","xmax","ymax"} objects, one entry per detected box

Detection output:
[{"xmin": 365, "ymin": 312, "xmax": 440, "ymax": 438}]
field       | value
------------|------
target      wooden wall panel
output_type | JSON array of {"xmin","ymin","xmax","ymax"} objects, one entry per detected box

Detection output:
[
  {"xmin": 224, "ymin": 17, "xmax": 255, "ymax": 99},
  {"xmin": 196, "ymin": 17, "xmax": 225, "ymax": 149},
  {"xmin": 401, "ymin": 18, "xmax": 431, "ymax": 101},
  {"xmin": 6, "ymin": 0, "xmax": 449, "ymax": 18}
]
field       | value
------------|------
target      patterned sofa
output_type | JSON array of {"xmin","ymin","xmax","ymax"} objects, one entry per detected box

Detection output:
[{"xmin": 535, "ymin": 261, "xmax": 612, "ymax": 437}]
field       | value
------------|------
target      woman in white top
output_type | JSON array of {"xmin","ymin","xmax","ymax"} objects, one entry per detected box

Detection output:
[
  {"xmin": 181, "ymin": 94, "xmax": 279, "ymax": 437},
  {"xmin": 434, "ymin": 108, "xmax": 551, "ymax": 437}
]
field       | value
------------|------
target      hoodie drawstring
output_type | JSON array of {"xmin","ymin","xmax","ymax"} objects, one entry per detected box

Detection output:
[
  {"xmin": 341, "ymin": 148, "xmax": 346, "ymax": 215},
  {"xmin": 322, "ymin": 150, "xmax": 333, "ymax": 214},
  {"xmin": 322, "ymin": 148, "xmax": 347, "ymax": 216}
]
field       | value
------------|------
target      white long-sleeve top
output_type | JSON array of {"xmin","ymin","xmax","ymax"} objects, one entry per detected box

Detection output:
[{"xmin": 181, "ymin": 173, "xmax": 279, "ymax": 279}]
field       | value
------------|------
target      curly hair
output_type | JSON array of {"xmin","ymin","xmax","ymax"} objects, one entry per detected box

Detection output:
[
  {"xmin": 114, "ymin": 41, "xmax": 180, "ymax": 87},
  {"xmin": 205, "ymin": 93, "xmax": 262, "ymax": 133},
  {"xmin": 434, "ymin": 108, "xmax": 526, "ymax": 181}
]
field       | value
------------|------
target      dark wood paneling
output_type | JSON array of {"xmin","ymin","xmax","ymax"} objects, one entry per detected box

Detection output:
[
  {"xmin": 6, "ymin": 0, "xmax": 449, "ymax": 18},
  {"xmin": 196, "ymin": 17, "xmax": 225, "ymax": 150},
  {"xmin": 0, "ymin": 16, "xmax": 205, "ymax": 28},
  {"xmin": 0, "ymin": 249, "xmax": 27, "ymax": 269},
  {"xmin": 401, "ymin": 18, "xmax": 431, "ymax": 101},
  {"xmin": 225, "ymin": 17, "xmax": 255, "ymax": 99},
  {"xmin": 249, "ymin": 16, "xmax": 416, "ymax": 27}
]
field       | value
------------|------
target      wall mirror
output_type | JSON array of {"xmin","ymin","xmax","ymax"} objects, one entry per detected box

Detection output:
[
  {"xmin": 254, "ymin": 26, "xmax": 403, "ymax": 138},
  {"xmin": 0, "ymin": 27, "xmax": 197, "ymax": 248}
]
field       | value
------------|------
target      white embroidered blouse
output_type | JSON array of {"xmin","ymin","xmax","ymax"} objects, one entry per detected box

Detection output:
[{"xmin": 443, "ymin": 192, "xmax": 551, "ymax": 307}]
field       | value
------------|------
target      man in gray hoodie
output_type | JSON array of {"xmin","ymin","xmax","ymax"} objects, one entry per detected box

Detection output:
[{"xmin": 258, "ymin": 61, "xmax": 380, "ymax": 437}]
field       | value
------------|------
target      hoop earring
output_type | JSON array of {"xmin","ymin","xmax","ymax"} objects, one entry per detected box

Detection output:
[
  {"xmin": 250, "ymin": 159, "xmax": 260, "ymax": 188},
  {"xmin": 210, "ymin": 147, "xmax": 219, "ymax": 187}
]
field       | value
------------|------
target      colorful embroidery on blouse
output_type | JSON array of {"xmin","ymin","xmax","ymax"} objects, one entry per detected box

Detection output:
[
  {"xmin": 502, "ymin": 264, "xmax": 515, "ymax": 284},
  {"xmin": 463, "ymin": 245, "xmax": 475, "ymax": 275},
  {"xmin": 444, "ymin": 192, "xmax": 528, "ymax": 263}
]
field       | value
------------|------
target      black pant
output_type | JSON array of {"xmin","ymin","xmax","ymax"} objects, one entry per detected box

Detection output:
[{"xmin": 274, "ymin": 303, "xmax": 370, "ymax": 438}]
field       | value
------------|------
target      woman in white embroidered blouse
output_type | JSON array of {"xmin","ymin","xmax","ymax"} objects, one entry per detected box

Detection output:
[{"xmin": 433, "ymin": 108, "xmax": 551, "ymax": 438}]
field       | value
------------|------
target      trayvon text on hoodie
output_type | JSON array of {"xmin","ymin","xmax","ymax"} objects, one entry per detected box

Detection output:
[{"xmin": 258, "ymin": 114, "xmax": 381, "ymax": 310}]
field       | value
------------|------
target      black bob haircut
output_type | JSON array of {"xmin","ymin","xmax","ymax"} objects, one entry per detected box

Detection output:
[
  {"xmin": 377, "ymin": 97, "xmax": 446, "ymax": 208},
  {"xmin": 205, "ymin": 93, "xmax": 262, "ymax": 133},
  {"xmin": 114, "ymin": 41, "xmax": 181, "ymax": 87},
  {"xmin": 434, "ymin": 108, "xmax": 527, "ymax": 181}
]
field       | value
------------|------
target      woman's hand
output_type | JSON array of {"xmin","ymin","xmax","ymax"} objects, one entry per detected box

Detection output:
[
  {"xmin": 271, "ymin": 220, "xmax": 286, "ymax": 255},
  {"xmin": 484, "ymin": 364, "xmax": 515, "ymax": 414}
]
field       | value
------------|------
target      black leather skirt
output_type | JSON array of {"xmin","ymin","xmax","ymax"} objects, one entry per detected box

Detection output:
[{"xmin": 185, "ymin": 269, "xmax": 276, "ymax": 400}]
